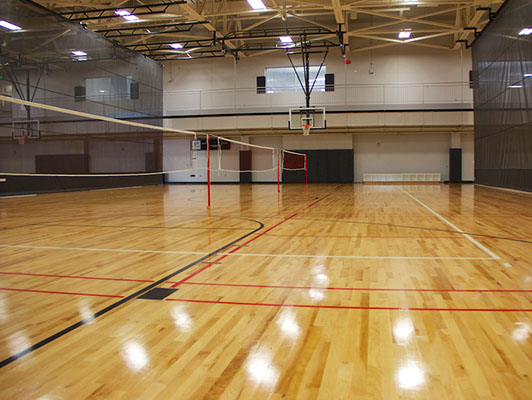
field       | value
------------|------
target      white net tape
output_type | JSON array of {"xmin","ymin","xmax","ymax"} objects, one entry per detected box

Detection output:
[{"xmin": 0, "ymin": 95, "xmax": 307, "ymax": 177}]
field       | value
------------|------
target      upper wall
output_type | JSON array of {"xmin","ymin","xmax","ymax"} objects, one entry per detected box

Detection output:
[{"xmin": 163, "ymin": 47, "xmax": 473, "ymax": 116}]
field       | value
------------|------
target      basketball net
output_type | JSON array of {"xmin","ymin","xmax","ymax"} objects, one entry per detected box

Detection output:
[
  {"xmin": 18, "ymin": 135, "xmax": 28, "ymax": 145},
  {"xmin": 302, "ymin": 124, "xmax": 311, "ymax": 136}
]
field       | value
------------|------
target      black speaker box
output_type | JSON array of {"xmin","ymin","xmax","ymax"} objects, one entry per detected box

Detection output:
[
  {"xmin": 256, "ymin": 76, "xmax": 266, "ymax": 94},
  {"xmin": 74, "ymin": 86, "xmax": 86, "ymax": 102}
]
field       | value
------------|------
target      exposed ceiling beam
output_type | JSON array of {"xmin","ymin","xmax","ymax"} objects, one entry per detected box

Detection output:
[
  {"xmin": 179, "ymin": 2, "xmax": 237, "ymax": 50},
  {"xmin": 453, "ymin": 7, "xmax": 486, "ymax": 49}
]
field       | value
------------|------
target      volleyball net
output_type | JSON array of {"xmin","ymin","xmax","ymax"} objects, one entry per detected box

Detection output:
[{"xmin": 0, "ymin": 95, "xmax": 307, "ymax": 200}]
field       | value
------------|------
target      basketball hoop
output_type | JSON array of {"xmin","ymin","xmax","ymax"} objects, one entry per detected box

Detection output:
[
  {"xmin": 18, "ymin": 135, "xmax": 28, "ymax": 145},
  {"xmin": 302, "ymin": 123, "xmax": 311, "ymax": 136}
]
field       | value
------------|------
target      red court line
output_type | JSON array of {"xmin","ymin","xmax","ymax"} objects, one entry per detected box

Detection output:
[
  {"xmin": 305, "ymin": 196, "xmax": 330, "ymax": 208},
  {"xmin": 181, "ymin": 281, "xmax": 532, "ymax": 293},
  {"xmin": 170, "ymin": 186, "xmax": 341, "ymax": 289},
  {"xmin": 0, "ymin": 287, "xmax": 124, "ymax": 298},
  {"xmin": 0, "ymin": 271, "xmax": 153, "ymax": 283},
  {"xmin": 263, "ymin": 234, "xmax": 482, "ymax": 239},
  {"xmin": 166, "ymin": 298, "xmax": 532, "ymax": 312},
  {"xmin": 170, "ymin": 213, "xmax": 299, "ymax": 288}
]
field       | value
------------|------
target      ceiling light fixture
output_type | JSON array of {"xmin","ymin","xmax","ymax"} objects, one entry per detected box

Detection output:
[
  {"xmin": 279, "ymin": 36, "xmax": 293, "ymax": 43},
  {"xmin": 0, "ymin": 20, "xmax": 22, "ymax": 31},
  {"xmin": 169, "ymin": 43, "xmax": 184, "ymax": 49},
  {"xmin": 123, "ymin": 15, "xmax": 139, "ymax": 22},
  {"xmin": 518, "ymin": 28, "xmax": 532, "ymax": 36},
  {"xmin": 115, "ymin": 9, "xmax": 139, "ymax": 22},
  {"xmin": 508, "ymin": 84, "xmax": 523, "ymax": 89},
  {"xmin": 524, "ymin": 73, "xmax": 532, "ymax": 78},
  {"xmin": 247, "ymin": 0, "xmax": 266, "ymax": 10},
  {"xmin": 114, "ymin": 10, "xmax": 131, "ymax": 17},
  {"xmin": 398, "ymin": 30, "xmax": 412, "ymax": 39},
  {"xmin": 72, "ymin": 50, "xmax": 87, "ymax": 56}
]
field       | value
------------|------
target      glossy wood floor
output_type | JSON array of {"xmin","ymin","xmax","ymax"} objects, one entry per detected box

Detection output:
[{"xmin": 0, "ymin": 183, "xmax": 531, "ymax": 399}]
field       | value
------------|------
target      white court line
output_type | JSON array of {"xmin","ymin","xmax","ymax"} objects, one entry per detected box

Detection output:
[
  {"xmin": 0, "ymin": 244, "xmax": 207, "ymax": 256},
  {"xmin": 0, "ymin": 194, "xmax": 37, "ymax": 199},
  {"xmin": 0, "ymin": 244, "xmax": 493, "ymax": 260},
  {"xmin": 90, "ymin": 186, "xmax": 142, "ymax": 192},
  {"xmin": 218, "ymin": 253, "xmax": 494, "ymax": 260},
  {"xmin": 400, "ymin": 188, "xmax": 501, "ymax": 260}
]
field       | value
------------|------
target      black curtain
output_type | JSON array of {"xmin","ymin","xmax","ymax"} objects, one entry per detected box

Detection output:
[{"xmin": 472, "ymin": 0, "xmax": 532, "ymax": 191}]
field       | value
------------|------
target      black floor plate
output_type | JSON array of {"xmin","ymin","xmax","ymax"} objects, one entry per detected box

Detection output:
[{"xmin": 138, "ymin": 288, "xmax": 177, "ymax": 300}]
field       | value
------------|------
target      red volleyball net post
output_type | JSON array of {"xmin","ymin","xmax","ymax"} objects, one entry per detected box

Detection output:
[
  {"xmin": 277, "ymin": 149, "xmax": 281, "ymax": 193},
  {"xmin": 206, "ymin": 134, "xmax": 211, "ymax": 208}
]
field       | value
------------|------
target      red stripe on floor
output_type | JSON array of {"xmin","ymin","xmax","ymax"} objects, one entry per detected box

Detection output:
[
  {"xmin": 180, "ymin": 281, "xmax": 532, "ymax": 293},
  {"xmin": 169, "ymin": 213, "xmax": 299, "ymax": 288},
  {"xmin": 0, "ymin": 287, "xmax": 124, "ymax": 298},
  {"xmin": 166, "ymin": 298, "xmax": 532, "ymax": 312},
  {"xmin": 0, "ymin": 271, "xmax": 153, "ymax": 283}
]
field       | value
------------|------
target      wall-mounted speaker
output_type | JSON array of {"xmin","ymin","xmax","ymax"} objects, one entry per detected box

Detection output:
[
  {"xmin": 74, "ymin": 86, "xmax": 86, "ymax": 102},
  {"xmin": 256, "ymin": 76, "xmax": 266, "ymax": 94},
  {"xmin": 325, "ymin": 73, "xmax": 335, "ymax": 92},
  {"xmin": 130, "ymin": 82, "xmax": 140, "ymax": 100},
  {"xmin": 469, "ymin": 70, "xmax": 478, "ymax": 89}
]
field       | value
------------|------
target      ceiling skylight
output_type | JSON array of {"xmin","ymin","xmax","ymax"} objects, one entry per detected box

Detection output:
[{"xmin": 0, "ymin": 20, "xmax": 22, "ymax": 31}]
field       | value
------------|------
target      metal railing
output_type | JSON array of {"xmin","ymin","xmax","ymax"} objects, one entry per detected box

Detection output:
[{"xmin": 164, "ymin": 82, "xmax": 473, "ymax": 115}]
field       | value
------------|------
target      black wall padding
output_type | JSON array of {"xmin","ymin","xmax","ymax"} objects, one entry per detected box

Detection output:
[
  {"xmin": 256, "ymin": 76, "xmax": 266, "ymax": 94},
  {"xmin": 283, "ymin": 149, "xmax": 353, "ymax": 183},
  {"xmin": 449, "ymin": 148, "xmax": 462, "ymax": 183},
  {"xmin": 472, "ymin": 0, "xmax": 532, "ymax": 192},
  {"xmin": 0, "ymin": 175, "xmax": 162, "ymax": 196},
  {"xmin": 35, "ymin": 154, "xmax": 89, "ymax": 174}
]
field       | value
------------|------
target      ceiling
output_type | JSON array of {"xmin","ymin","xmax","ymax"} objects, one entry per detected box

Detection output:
[{"xmin": 24, "ymin": 0, "xmax": 504, "ymax": 61}]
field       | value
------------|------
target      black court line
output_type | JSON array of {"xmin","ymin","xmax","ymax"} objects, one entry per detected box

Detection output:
[
  {"xmin": 23, "ymin": 223, "xmax": 255, "ymax": 231},
  {"xmin": 0, "ymin": 217, "xmax": 264, "ymax": 368},
  {"xmin": 0, "ymin": 213, "xmax": 262, "ymax": 232},
  {"xmin": 295, "ymin": 217, "xmax": 532, "ymax": 245}
]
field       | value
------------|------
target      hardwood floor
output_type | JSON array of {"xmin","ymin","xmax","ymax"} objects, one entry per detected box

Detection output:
[{"xmin": 0, "ymin": 183, "xmax": 531, "ymax": 399}]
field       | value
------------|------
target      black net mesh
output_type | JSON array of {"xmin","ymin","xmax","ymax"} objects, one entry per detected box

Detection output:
[
  {"xmin": 472, "ymin": 0, "xmax": 532, "ymax": 191},
  {"xmin": 0, "ymin": 0, "xmax": 164, "ymax": 194}
]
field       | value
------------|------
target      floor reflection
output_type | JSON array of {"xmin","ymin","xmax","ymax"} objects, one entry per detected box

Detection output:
[
  {"xmin": 396, "ymin": 359, "xmax": 425, "ymax": 390},
  {"xmin": 122, "ymin": 341, "xmax": 149, "ymax": 372},
  {"xmin": 245, "ymin": 347, "xmax": 279, "ymax": 387}
]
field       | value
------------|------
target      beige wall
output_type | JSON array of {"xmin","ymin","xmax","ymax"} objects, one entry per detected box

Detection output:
[{"xmin": 163, "ymin": 46, "xmax": 475, "ymax": 183}]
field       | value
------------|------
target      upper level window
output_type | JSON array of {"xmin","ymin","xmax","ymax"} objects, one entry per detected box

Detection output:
[
  {"xmin": 265, "ymin": 66, "xmax": 326, "ymax": 93},
  {"xmin": 85, "ymin": 76, "xmax": 134, "ymax": 99}
]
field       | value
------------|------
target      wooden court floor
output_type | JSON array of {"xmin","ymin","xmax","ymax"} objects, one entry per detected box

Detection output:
[{"xmin": 0, "ymin": 183, "xmax": 531, "ymax": 399}]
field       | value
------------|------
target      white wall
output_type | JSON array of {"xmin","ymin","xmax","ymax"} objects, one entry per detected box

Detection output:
[
  {"xmin": 165, "ymin": 137, "xmax": 241, "ymax": 183},
  {"xmin": 163, "ymin": 47, "xmax": 472, "ymax": 114},
  {"xmin": 353, "ymin": 133, "xmax": 451, "ymax": 182},
  {"xmin": 164, "ymin": 131, "xmax": 475, "ymax": 184},
  {"xmin": 0, "ymin": 141, "xmax": 84, "ymax": 173},
  {"xmin": 284, "ymin": 133, "xmax": 353, "ymax": 150},
  {"xmin": 164, "ymin": 47, "xmax": 470, "ymax": 92},
  {"xmin": 162, "ymin": 46, "xmax": 475, "ymax": 184}
]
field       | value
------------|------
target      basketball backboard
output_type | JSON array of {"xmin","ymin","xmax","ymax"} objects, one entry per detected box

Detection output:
[{"xmin": 288, "ymin": 107, "xmax": 326, "ymax": 135}]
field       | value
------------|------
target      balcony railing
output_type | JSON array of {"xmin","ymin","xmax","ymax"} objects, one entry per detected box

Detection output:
[{"xmin": 164, "ymin": 82, "xmax": 473, "ymax": 115}]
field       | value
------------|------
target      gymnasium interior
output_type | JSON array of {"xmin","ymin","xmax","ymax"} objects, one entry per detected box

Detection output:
[{"xmin": 0, "ymin": 0, "xmax": 531, "ymax": 398}]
